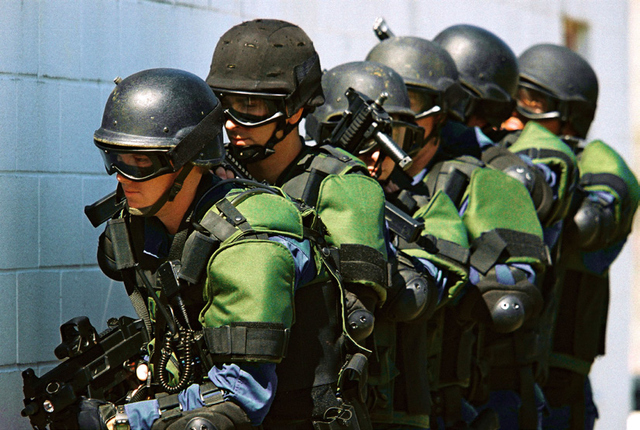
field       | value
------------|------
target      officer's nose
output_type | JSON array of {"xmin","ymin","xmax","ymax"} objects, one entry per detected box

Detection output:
[{"xmin": 116, "ymin": 173, "xmax": 131, "ymax": 184}]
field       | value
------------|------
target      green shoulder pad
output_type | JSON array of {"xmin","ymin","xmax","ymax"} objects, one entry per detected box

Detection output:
[
  {"xmin": 463, "ymin": 168, "xmax": 546, "ymax": 269},
  {"xmin": 222, "ymin": 189, "xmax": 305, "ymax": 242},
  {"xmin": 509, "ymin": 121, "xmax": 579, "ymax": 223},
  {"xmin": 407, "ymin": 190, "xmax": 470, "ymax": 301},
  {"xmin": 200, "ymin": 239, "xmax": 296, "ymax": 329},
  {"xmin": 413, "ymin": 189, "xmax": 469, "ymax": 249},
  {"xmin": 579, "ymin": 140, "xmax": 640, "ymax": 206},
  {"xmin": 579, "ymin": 140, "xmax": 640, "ymax": 237},
  {"xmin": 463, "ymin": 168, "xmax": 543, "ymax": 240},
  {"xmin": 316, "ymin": 173, "xmax": 387, "ymax": 258}
]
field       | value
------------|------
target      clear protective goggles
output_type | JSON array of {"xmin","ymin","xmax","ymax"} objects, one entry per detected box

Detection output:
[
  {"xmin": 407, "ymin": 87, "xmax": 442, "ymax": 119},
  {"xmin": 357, "ymin": 118, "xmax": 424, "ymax": 157},
  {"xmin": 218, "ymin": 93, "xmax": 286, "ymax": 127},
  {"xmin": 515, "ymin": 85, "xmax": 562, "ymax": 120},
  {"xmin": 98, "ymin": 146, "xmax": 175, "ymax": 182}
]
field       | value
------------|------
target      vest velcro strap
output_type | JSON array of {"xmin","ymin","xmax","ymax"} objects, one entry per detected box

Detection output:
[
  {"xmin": 157, "ymin": 392, "xmax": 181, "ymax": 414},
  {"xmin": 215, "ymin": 199, "xmax": 252, "ymax": 232},
  {"xmin": 421, "ymin": 234, "xmax": 470, "ymax": 266},
  {"xmin": 320, "ymin": 145, "xmax": 361, "ymax": 169},
  {"xmin": 199, "ymin": 210, "xmax": 239, "ymax": 242},
  {"xmin": 470, "ymin": 229, "xmax": 549, "ymax": 274},
  {"xmin": 338, "ymin": 244, "xmax": 387, "ymax": 288},
  {"xmin": 179, "ymin": 231, "xmax": 219, "ymax": 285},
  {"xmin": 107, "ymin": 218, "xmax": 136, "ymax": 270},
  {"xmin": 204, "ymin": 323, "xmax": 290, "ymax": 361},
  {"xmin": 582, "ymin": 172, "xmax": 629, "ymax": 203},
  {"xmin": 548, "ymin": 352, "xmax": 593, "ymax": 375},
  {"xmin": 199, "ymin": 381, "xmax": 225, "ymax": 407}
]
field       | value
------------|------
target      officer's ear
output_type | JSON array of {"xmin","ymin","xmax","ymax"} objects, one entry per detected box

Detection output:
[{"xmin": 286, "ymin": 108, "xmax": 305, "ymax": 125}]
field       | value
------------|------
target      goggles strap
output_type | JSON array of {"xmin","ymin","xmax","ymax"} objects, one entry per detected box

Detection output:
[
  {"xmin": 230, "ymin": 114, "xmax": 301, "ymax": 165},
  {"xmin": 126, "ymin": 164, "xmax": 194, "ymax": 217}
]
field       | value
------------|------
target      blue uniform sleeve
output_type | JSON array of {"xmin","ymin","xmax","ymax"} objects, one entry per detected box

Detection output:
[
  {"xmin": 123, "ymin": 363, "xmax": 276, "ymax": 429},
  {"xmin": 415, "ymin": 256, "xmax": 450, "ymax": 306},
  {"xmin": 268, "ymin": 235, "xmax": 316, "ymax": 290},
  {"xmin": 469, "ymin": 263, "xmax": 536, "ymax": 287}
]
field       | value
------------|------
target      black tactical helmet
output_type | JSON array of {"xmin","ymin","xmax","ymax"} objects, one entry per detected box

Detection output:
[
  {"xmin": 434, "ymin": 24, "xmax": 518, "ymax": 127},
  {"xmin": 305, "ymin": 61, "xmax": 415, "ymax": 145},
  {"xmin": 517, "ymin": 44, "xmax": 598, "ymax": 139},
  {"xmin": 365, "ymin": 36, "xmax": 465, "ymax": 120},
  {"xmin": 95, "ymin": 68, "xmax": 224, "ymax": 174},
  {"xmin": 206, "ymin": 19, "xmax": 324, "ymax": 116},
  {"xmin": 206, "ymin": 19, "xmax": 324, "ymax": 162},
  {"xmin": 94, "ymin": 68, "xmax": 224, "ymax": 215}
]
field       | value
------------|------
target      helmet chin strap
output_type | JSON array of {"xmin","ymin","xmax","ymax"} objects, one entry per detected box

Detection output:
[
  {"xmin": 230, "ymin": 116, "xmax": 301, "ymax": 164},
  {"xmin": 127, "ymin": 164, "xmax": 194, "ymax": 217}
]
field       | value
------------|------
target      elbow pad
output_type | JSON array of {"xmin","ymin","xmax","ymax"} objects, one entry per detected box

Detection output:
[
  {"xmin": 383, "ymin": 255, "xmax": 437, "ymax": 322},
  {"xmin": 503, "ymin": 164, "xmax": 554, "ymax": 225},
  {"xmin": 482, "ymin": 145, "xmax": 554, "ymax": 225},
  {"xmin": 152, "ymin": 400, "xmax": 253, "ymax": 430},
  {"xmin": 475, "ymin": 268, "xmax": 543, "ymax": 333},
  {"xmin": 344, "ymin": 283, "xmax": 378, "ymax": 343},
  {"xmin": 566, "ymin": 196, "xmax": 616, "ymax": 251}
]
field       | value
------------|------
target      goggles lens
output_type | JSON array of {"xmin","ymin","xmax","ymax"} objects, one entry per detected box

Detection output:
[
  {"xmin": 516, "ymin": 86, "xmax": 561, "ymax": 119},
  {"xmin": 356, "ymin": 120, "xmax": 424, "ymax": 157},
  {"xmin": 220, "ymin": 94, "xmax": 286, "ymax": 127},
  {"xmin": 99, "ymin": 148, "xmax": 174, "ymax": 181},
  {"xmin": 408, "ymin": 88, "xmax": 441, "ymax": 119},
  {"xmin": 393, "ymin": 120, "xmax": 425, "ymax": 157}
]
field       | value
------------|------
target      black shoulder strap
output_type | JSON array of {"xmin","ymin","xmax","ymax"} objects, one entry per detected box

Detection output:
[{"xmin": 470, "ymin": 229, "xmax": 550, "ymax": 275}]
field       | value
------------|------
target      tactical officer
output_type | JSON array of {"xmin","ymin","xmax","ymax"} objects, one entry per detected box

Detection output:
[
  {"xmin": 366, "ymin": 34, "xmax": 549, "ymax": 430},
  {"xmin": 433, "ymin": 24, "xmax": 518, "ymax": 135},
  {"xmin": 206, "ymin": 19, "xmax": 389, "ymax": 429},
  {"xmin": 512, "ymin": 44, "xmax": 640, "ymax": 430},
  {"xmin": 83, "ymin": 68, "xmax": 316, "ymax": 430},
  {"xmin": 306, "ymin": 60, "xmax": 471, "ymax": 430},
  {"xmin": 433, "ymin": 24, "xmax": 555, "ymax": 226},
  {"xmin": 433, "ymin": 25, "xmax": 567, "ymax": 430}
]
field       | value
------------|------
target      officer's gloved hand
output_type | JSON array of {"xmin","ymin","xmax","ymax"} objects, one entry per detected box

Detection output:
[
  {"xmin": 344, "ymin": 283, "xmax": 378, "ymax": 343},
  {"xmin": 76, "ymin": 397, "xmax": 111, "ymax": 430}
]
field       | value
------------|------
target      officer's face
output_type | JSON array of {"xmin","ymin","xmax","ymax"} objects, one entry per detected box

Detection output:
[
  {"xmin": 116, "ymin": 168, "xmax": 180, "ymax": 210},
  {"xmin": 222, "ymin": 95, "xmax": 282, "ymax": 148},
  {"xmin": 225, "ymin": 118, "xmax": 278, "ymax": 149}
]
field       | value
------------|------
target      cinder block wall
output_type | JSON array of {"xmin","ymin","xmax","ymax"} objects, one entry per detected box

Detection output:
[{"xmin": 0, "ymin": 1, "xmax": 630, "ymax": 429}]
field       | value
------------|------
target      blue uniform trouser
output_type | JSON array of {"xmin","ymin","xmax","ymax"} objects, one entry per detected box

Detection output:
[
  {"xmin": 474, "ymin": 384, "xmax": 546, "ymax": 430},
  {"xmin": 541, "ymin": 377, "xmax": 598, "ymax": 430}
]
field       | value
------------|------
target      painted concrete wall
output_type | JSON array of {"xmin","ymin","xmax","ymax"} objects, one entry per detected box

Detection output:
[{"xmin": 0, "ymin": 1, "xmax": 632, "ymax": 429}]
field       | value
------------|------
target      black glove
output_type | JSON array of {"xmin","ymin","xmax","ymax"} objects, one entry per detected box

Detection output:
[{"xmin": 76, "ymin": 398, "xmax": 111, "ymax": 430}]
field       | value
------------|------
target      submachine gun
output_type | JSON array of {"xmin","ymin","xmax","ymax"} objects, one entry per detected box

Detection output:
[
  {"xmin": 21, "ymin": 316, "xmax": 150, "ymax": 430},
  {"xmin": 327, "ymin": 88, "xmax": 425, "ymax": 245}
]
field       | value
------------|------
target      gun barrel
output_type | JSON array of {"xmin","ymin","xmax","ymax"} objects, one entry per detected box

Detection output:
[{"xmin": 374, "ymin": 131, "xmax": 412, "ymax": 170}]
